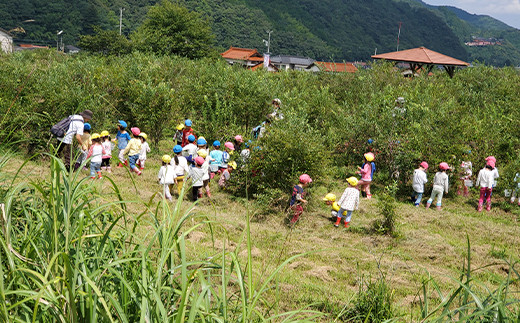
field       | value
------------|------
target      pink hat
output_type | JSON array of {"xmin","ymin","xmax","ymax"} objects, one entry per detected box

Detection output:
[
  {"xmin": 194, "ymin": 156, "xmax": 205, "ymax": 166},
  {"xmin": 234, "ymin": 135, "xmax": 244, "ymax": 143},
  {"xmin": 299, "ymin": 174, "xmax": 312, "ymax": 184},
  {"xmin": 439, "ymin": 162, "xmax": 450, "ymax": 170},
  {"xmin": 420, "ymin": 161, "xmax": 429, "ymax": 169},
  {"xmin": 486, "ymin": 160, "xmax": 496, "ymax": 168},
  {"xmin": 485, "ymin": 156, "xmax": 496, "ymax": 163},
  {"xmin": 224, "ymin": 142, "xmax": 235, "ymax": 151},
  {"xmin": 131, "ymin": 127, "xmax": 141, "ymax": 136}
]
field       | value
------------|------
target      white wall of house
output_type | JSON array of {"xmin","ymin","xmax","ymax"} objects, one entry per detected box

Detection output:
[{"xmin": 0, "ymin": 31, "xmax": 13, "ymax": 54}]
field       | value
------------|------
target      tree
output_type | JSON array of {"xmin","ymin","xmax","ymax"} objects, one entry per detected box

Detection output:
[
  {"xmin": 131, "ymin": 0, "xmax": 214, "ymax": 59},
  {"xmin": 78, "ymin": 26, "xmax": 131, "ymax": 55}
]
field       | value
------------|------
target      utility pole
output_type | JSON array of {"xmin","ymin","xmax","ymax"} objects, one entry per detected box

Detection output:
[
  {"xmin": 119, "ymin": 8, "xmax": 125, "ymax": 35},
  {"xmin": 397, "ymin": 22, "xmax": 402, "ymax": 51},
  {"xmin": 266, "ymin": 30, "xmax": 272, "ymax": 54}
]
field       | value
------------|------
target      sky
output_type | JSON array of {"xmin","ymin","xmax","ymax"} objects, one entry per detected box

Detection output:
[{"xmin": 422, "ymin": 0, "xmax": 520, "ymax": 29}]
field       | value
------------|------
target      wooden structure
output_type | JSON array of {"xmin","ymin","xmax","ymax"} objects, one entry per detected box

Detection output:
[{"xmin": 371, "ymin": 47, "xmax": 469, "ymax": 78}]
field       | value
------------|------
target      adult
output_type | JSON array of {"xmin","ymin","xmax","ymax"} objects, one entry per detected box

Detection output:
[
  {"xmin": 268, "ymin": 98, "xmax": 284, "ymax": 121},
  {"xmin": 56, "ymin": 109, "xmax": 93, "ymax": 169}
]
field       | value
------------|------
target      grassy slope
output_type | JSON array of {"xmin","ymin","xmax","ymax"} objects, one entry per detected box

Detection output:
[{"xmin": 10, "ymin": 143, "xmax": 520, "ymax": 320}]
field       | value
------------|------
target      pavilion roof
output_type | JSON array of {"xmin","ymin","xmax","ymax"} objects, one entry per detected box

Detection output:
[{"xmin": 371, "ymin": 47, "xmax": 469, "ymax": 66}]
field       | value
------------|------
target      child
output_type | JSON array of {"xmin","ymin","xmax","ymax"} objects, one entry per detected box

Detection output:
[
  {"xmin": 86, "ymin": 133, "xmax": 106, "ymax": 179},
  {"xmin": 289, "ymin": 174, "xmax": 312, "ymax": 224},
  {"xmin": 171, "ymin": 145, "xmax": 190, "ymax": 195},
  {"xmin": 240, "ymin": 140, "xmax": 251, "ymax": 164},
  {"xmin": 233, "ymin": 135, "xmax": 244, "ymax": 151},
  {"xmin": 486, "ymin": 156, "xmax": 499, "ymax": 194},
  {"xmin": 189, "ymin": 156, "xmax": 206, "ymax": 201},
  {"xmin": 197, "ymin": 138, "xmax": 207, "ymax": 150},
  {"xmin": 100, "ymin": 130, "xmax": 113, "ymax": 173},
  {"xmin": 411, "ymin": 161, "xmax": 429, "ymax": 207},
  {"xmin": 357, "ymin": 152, "xmax": 375, "ymax": 199},
  {"xmin": 115, "ymin": 120, "xmax": 131, "ymax": 167},
  {"xmin": 158, "ymin": 155, "xmax": 176, "ymax": 201},
  {"xmin": 122, "ymin": 127, "xmax": 142, "ymax": 175},
  {"xmin": 334, "ymin": 177, "xmax": 360, "ymax": 228},
  {"xmin": 182, "ymin": 135, "xmax": 198, "ymax": 164},
  {"xmin": 322, "ymin": 193, "xmax": 347, "ymax": 221},
  {"xmin": 137, "ymin": 132, "xmax": 151, "ymax": 170},
  {"xmin": 174, "ymin": 124, "xmax": 184, "ymax": 146},
  {"xmin": 458, "ymin": 150, "xmax": 472, "ymax": 196},
  {"xmin": 426, "ymin": 162, "xmax": 450, "ymax": 210},
  {"xmin": 197, "ymin": 149, "xmax": 211, "ymax": 198},
  {"xmin": 181, "ymin": 119, "xmax": 195, "ymax": 147},
  {"xmin": 510, "ymin": 173, "xmax": 520, "ymax": 205},
  {"xmin": 218, "ymin": 161, "xmax": 236, "ymax": 189},
  {"xmin": 75, "ymin": 123, "xmax": 91, "ymax": 170},
  {"xmin": 221, "ymin": 142, "xmax": 235, "ymax": 170},
  {"xmin": 476, "ymin": 160, "xmax": 497, "ymax": 212},
  {"xmin": 209, "ymin": 140, "xmax": 223, "ymax": 179}
]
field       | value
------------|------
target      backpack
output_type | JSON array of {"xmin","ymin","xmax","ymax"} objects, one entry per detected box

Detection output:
[
  {"xmin": 362, "ymin": 162, "xmax": 376, "ymax": 180},
  {"xmin": 50, "ymin": 116, "xmax": 82, "ymax": 138},
  {"xmin": 251, "ymin": 124, "xmax": 263, "ymax": 139}
]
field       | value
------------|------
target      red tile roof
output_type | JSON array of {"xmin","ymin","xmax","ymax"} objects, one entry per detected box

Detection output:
[
  {"xmin": 221, "ymin": 46, "xmax": 263, "ymax": 61},
  {"xmin": 315, "ymin": 61, "xmax": 358, "ymax": 73},
  {"xmin": 371, "ymin": 47, "xmax": 469, "ymax": 66}
]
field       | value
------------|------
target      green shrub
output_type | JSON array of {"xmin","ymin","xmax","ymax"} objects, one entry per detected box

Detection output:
[{"xmin": 373, "ymin": 181, "xmax": 398, "ymax": 236}]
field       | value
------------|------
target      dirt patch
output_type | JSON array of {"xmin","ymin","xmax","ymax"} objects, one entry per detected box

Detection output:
[
  {"xmin": 186, "ymin": 231, "xmax": 205, "ymax": 243},
  {"xmin": 305, "ymin": 265, "xmax": 335, "ymax": 282}
]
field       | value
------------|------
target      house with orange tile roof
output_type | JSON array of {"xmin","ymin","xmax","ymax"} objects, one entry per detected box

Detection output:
[
  {"xmin": 307, "ymin": 61, "xmax": 358, "ymax": 73},
  {"xmin": 221, "ymin": 46, "xmax": 264, "ymax": 68}
]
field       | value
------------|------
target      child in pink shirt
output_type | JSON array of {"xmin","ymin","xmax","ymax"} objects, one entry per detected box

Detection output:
[{"xmin": 356, "ymin": 152, "xmax": 375, "ymax": 199}]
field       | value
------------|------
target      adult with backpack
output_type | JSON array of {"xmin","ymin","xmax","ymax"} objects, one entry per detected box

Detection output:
[{"xmin": 53, "ymin": 110, "xmax": 93, "ymax": 170}]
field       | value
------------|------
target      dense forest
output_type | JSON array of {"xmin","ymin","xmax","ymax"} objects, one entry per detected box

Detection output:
[{"xmin": 1, "ymin": 0, "xmax": 520, "ymax": 65}]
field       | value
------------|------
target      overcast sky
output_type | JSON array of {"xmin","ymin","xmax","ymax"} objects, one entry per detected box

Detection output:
[{"xmin": 422, "ymin": 0, "xmax": 520, "ymax": 29}]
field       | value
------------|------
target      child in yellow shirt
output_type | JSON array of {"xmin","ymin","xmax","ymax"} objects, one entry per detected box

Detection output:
[{"xmin": 122, "ymin": 127, "xmax": 142, "ymax": 175}]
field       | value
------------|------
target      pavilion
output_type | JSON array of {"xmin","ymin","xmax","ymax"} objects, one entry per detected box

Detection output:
[{"xmin": 371, "ymin": 47, "xmax": 470, "ymax": 78}]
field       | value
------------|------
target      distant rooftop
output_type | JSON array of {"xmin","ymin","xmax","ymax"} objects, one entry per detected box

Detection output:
[
  {"xmin": 270, "ymin": 55, "xmax": 315, "ymax": 66},
  {"xmin": 371, "ymin": 47, "xmax": 469, "ymax": 66},
  {"xmin": 221, "ymin": 46, "xmax": 263, "ymax": 61}
]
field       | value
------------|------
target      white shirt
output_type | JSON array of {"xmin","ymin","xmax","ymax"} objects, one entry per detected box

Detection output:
[
  {"xmin": 337, "ymin": 187, "xmax": 360, "ymax": 211},
  {"xmin": 182, "ymin": 143, "xmax": 198, "ymax": 158},
  {"xmin": 170, "ymin": 155, "xmax": 190, "ymax": 177},
  {"xmin": 139, "ymin": 142, "xmax": 151, "ymax": 160},
  {"xmin": 59, "ymin": 115, "xmax": 84, "ymax": 144},
  {"xmin": 476, "ymin": 168, "xmax": 498, "ymax": 188},
  {"xmin": 189, "ymin": 167, "xmax": 205, "ymax": 187},
  {"xmin": 412, "ymin": 169, "xmax": 428, "ymax": 193},
  {"xmin": 158, "ymin": 165, "xmax": 176, "ymax": 185}
]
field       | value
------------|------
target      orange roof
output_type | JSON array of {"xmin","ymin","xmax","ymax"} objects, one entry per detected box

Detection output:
[
  {"xmin": 371, "ymin": 47, "xmax": 469, "ymax": 66},
  {"xmin": 221, "ymin": 46, "xmax": 263, "ymax": 61},
  {"xmin": 315, "ymin": 61, "xmax": 358, "ymax": 73},
  {"xmin": 19, "ymin": 44, "xmax": 48, "ymax": 48}
]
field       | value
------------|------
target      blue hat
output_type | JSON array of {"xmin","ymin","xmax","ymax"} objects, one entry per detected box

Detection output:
[
  {"xmin": 245, "ymin": 140, "xmax": 252, "ymax": 148},
  {"xmin": 118, "ymin": 120, "xmax": 127, "ymax": 128},
  {"xmin": 213, "ymin": 140, "xmax": 221, "ymax": 147},
  {"xmin": 367, "ymin": 138, "xmax": 373, "ymax": 144},
  {"xmin": 197, "ymin": 138, "xmax": 207, "ymax": 145},
  {"xmin": 173, "ymin": 145, "xmax": 182, "ymax": 153},
  {"xmin": 84, "ymin": 123, "xmax": 91, "ymax": 131},
  {"xmin": 188, "ymin": 135, "xmax": 195, "ymax": 142},
  {"xmin": 185, "ymin": 119, "xmax": 192, "ymax": 127}
]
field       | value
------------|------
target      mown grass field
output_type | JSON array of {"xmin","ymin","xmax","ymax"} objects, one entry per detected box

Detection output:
[{"xmin": 7, "ymin": 142, "xmax": 519, "ymax": 321}]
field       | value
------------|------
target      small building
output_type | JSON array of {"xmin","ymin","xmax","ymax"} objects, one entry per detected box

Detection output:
[
  {"xmin": 307, "ymin": 61, "xmax": 358, "ymax": 73},
  {"xmin": 65, "ymin": 45, "xmax": 81, "ymax": 54},
  {"xmin": 220, "ymin": 47, "xmax": 264, "ymax": 68},
  {"xmin": 14, "ymin": 44, "xmax": 49, "ymax": 51},
  {"xmin": 0, "ymin": 28, "xmax": 13, "ymax": 54},
  {"xmin": 270, "ymin": 55, "xmax": 315, "ymax": 71}
]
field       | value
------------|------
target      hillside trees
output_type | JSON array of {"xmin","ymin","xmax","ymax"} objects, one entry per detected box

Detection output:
[
  {"xmin": 131, "ymin": 0, "xmax": 214, "ymax": 59},
  {"xmin": 78, "ymin": 26, "xmax": 131, "ymax": 55}
]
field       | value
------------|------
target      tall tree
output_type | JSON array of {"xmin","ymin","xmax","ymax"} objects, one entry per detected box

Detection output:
[{"xmin": 131, "ymin": 0, "xmax": 213, "ymax": 58}]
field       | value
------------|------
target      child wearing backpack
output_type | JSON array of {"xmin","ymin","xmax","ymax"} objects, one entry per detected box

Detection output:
[
  {"xmin": 158, "ymin": 155, "xmax": 176, "ymax": 201},
  {"xmin": 289, "ymin": 174, "xmax": 312, "ymax": 224},
  {"xmin": 100, "ymin": 130, "xmax": 113, "ymax": 173},
  {"xmin": 115, "ymin": 120, "xmax": 131, "ymax": 168},
  {"xmin": 171, "ymin": 145, "xmax": 190, "ymax": 195},
  {"xmin": 87, "ymin": 133, "xmax": 106, "ymax": 179},
  {"xmin": 174, "ymin": 124, "xmax": 184, "ymax": 146},
  {"xmin": 122, "ymin": 127, "xmax": 142, "ymax": 175},
  {"xmin": 137, "ymin": 133, "xmax": 151, "ymax": 170},
  {"xmin": 357, "ymin": 152, "xmax": 375, "ymax": 199},
  {"xmin": 209, "ymin": 141, "xmax": 223, "ymax": 179}
]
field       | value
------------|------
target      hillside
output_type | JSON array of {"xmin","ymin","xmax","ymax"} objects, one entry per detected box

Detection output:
[{"xmin": 1, "ymin": 0, "xmax": 520, "ymax": 65}]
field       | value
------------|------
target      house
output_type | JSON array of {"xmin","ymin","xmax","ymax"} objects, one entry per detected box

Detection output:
[
  {"xmin": 221, "ymin": 47, "xmax": 264, "ymax": 68},
  {"xmin": 269, "ymin": 55, "xmax": 315, "ymax": 71},
  {"xmin": 0, "ymin": 28, "xmax": 13, "ymax": 54},
  {"xmin": 65, "ymin": 45, "xmax": 81, "ymax": 54},
  {"xmin": 307, "ymin": 61, "xmax": 358, "ymax": 73}
]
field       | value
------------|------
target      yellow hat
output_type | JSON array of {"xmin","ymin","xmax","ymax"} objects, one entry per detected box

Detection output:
[
  {"xmin": 176, "ymin": 124, "xmax": 184, "ymax": 131},
  {"xmin": 162, "ymin": 155, "xmax": 172, "ymax": 163},
  {"xmin": 91, "ymin": 133, "xmax": 101, "ymax": 140},
  {"xmin": 364, "ymin": 152, "xmax": 375, "ymax": 162},
  {"xmin": 228, "ymin": 161, "xmax": 237, "ymax": 170},
  {"xmin": 347, "ymin": 177, "xmax": 359, "ymax": 186},
  {"xmin": 140, "ymin": 132, "xmax": 148, "ymax": 140},
  {"xmin": 322, "ymin": 193, "xmax": 336, "ymax": 201},
  {"xmin": 197, "ymin": 149, "xmax": 208, "ymax": 158},
  {"xmin": 100, "ymin": 130, "xmax": 109, "ymax": 137}
]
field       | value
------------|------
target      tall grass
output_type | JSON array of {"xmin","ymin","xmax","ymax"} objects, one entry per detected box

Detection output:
[{"xmin": 0, "ymin": 152, "xmax": 323, "ymax": 321}]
